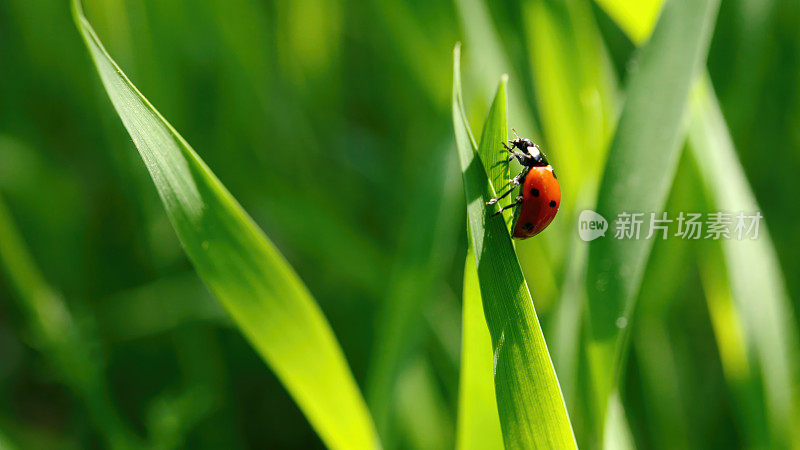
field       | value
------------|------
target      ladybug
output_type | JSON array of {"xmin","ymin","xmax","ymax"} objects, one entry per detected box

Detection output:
[{"xmin": 487, "ymin": 131, "xmax": 561, "ymax": 239}]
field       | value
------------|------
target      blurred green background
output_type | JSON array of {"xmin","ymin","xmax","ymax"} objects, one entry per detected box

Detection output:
[{"xmin": 1, "ymin": 0, "xmax": 799, "ymax": 448}]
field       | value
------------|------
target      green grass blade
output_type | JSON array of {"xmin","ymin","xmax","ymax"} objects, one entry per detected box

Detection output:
[
  {"xmin": 452, "ymin": 43, "xmax": 576, "ymax": 449},
  {"xmin": 456, "ymin": 251, "xmax": 503, "ymax": 450},
  {"xmin": 597, "ymin": 2, "xmax": 800, "ymax": 446},
  {"xmin": 71, "ymin": 2, "xmax": 378, "ymax": 449},
  {"xmin": 689, "ymin": 78, "xmax": 800, "ymax": 448},
  {"xmin": 584, "ymin": 0, "xmax": 719, "ymax": 432},
  {"xmin": 477, "ymin": 75, "xmax": 511, "ymax": 229}
]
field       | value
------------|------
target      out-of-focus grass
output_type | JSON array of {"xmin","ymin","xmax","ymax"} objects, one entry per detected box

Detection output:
[
  {"xmin": 584, "ymin": 0, "xmax": 719, "ymax": 441},
  {"xmin": 395, "ymin": 357, "xmax": 454, "ymax": 450},
  {"xmin": 1, "ymin": 0, "xmax": 799, "ymax": 447},
  {"xmin": 598, "ymin": 2, "xmax": 800, "ymax": 447},
  {"xmin": 0, "ymin": 194, "xmax": 139, "ymax": 449},
  {"xmin": 689, "ymin": 79, "xmax": 800, "ymax": 448}
]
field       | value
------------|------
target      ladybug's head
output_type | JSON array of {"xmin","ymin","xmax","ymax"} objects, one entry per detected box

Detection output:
[
  {"xmin": 510, "ymin": 138, "xmax": 550, "ymax": 167},
  {"xmin": 510, "ymin": 138, "xmax": 534, "ymax": 152}
]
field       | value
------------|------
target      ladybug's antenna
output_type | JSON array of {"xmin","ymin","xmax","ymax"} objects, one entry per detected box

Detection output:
[{"xmin": 511, "ymin": 128, "xmax": 520, "ymax": 139}]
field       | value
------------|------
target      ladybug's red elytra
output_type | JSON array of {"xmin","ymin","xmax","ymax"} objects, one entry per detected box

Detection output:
[{"xmin": 486, "ymin": 131, "xmax": 561, "ymax": 239}]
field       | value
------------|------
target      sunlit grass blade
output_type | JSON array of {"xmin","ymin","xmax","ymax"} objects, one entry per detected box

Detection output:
[
  {"xmin": 593, "ymin": 0, "xmax": 663, "ymax": 44},
  {"xmin": 453, "ymin": 43, "xmax": 576, "ymax": 449},
  {"xmin": 71, "ymin": 2, "xmax": 378, "ymax": 449},
  {"xmin": 456, "ymin": 251, "xmax": 503, "ymax": 450},
  {"xmin": 584, "ymin": 0, "xmax": 719, "ymax": 436},
  {"xmin": 689, "ymin": 78, "xmax": 800, "ymax": 448}
]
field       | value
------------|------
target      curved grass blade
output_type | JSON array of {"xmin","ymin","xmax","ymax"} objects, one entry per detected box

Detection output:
[
  {"xmin": 456, "ymin": 250, "xmax": 503, "ymax": 450},
  {"xmin": 453, "ymin": 43, "xmax": 576, "ymax": 449},
  {"xmin": 71, "ymin": 2, "xmax": 379, "ymax": 449},
  {"xmin": 583, "ymin": 0, "xmax": 719, "ymax": 434}
]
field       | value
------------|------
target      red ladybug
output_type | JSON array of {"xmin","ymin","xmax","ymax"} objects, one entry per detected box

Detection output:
[{"xmin": 487, "ymin": 131, "xmax": 561, "ymax": 239}]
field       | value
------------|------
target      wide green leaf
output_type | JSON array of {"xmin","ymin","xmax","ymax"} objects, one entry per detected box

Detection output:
[
  {"xmin": 452, "ymin": 43, "xmax": 576, "ymax": 449},
  {"xmin": 583, "ymin": 0, "xmax": 719, "ymax": 433},
  {"xmin": 71, "ymin": 2, "xmax": 378, "ymax": 449}
]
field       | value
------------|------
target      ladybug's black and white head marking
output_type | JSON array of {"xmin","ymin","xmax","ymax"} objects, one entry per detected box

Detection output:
[
  {"xmin": 510, "ymin": 137, "xmax": 534, "ymax": 151},
  {"xmin": 509, "ymin": 138, "xmax": 550, "ymax": 167}
]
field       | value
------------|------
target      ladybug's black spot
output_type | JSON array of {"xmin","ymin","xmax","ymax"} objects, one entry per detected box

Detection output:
[
  {"xmin": 549, "ymin": 200, "xmax": 557, "ymax": 208},
  {"xmin": 530, "ymin": 188, "xmax": 540, "ymax": 197},
  {"xmin": 522, "ymin": 222, "xmax": 534, "ymax": 231}
]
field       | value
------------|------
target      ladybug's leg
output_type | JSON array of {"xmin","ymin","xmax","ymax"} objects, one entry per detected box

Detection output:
[
  {"xmin": 486, "ymin": 185, "xmax": 517, "ymax": 205},
  {"xmin": 509, "ymin": 167, "xmax": 530, "ymax": 186},
  {"xmin": 487, "ymin": 167, "xmax": 528, "ymax": 206},
  {"xmin": 491, "ymin": 196, "xmax": 523, "ymax": 217},
  {"xmin": 508, "ymin": 152, "xmax": 528, "ymax": 163},
  {"xmin": 501, "ymin": 143, "xmax": 529, "ymax": 164}
]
